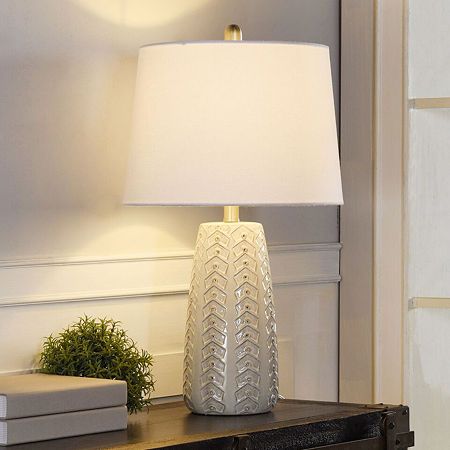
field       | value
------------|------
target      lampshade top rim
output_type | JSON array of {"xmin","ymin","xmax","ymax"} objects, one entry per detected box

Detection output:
[{"xmin": 139, "ymin": 40, "xmax": 329, "ymax": 50}]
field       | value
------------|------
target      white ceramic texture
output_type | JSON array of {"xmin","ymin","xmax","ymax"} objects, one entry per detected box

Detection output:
[{"xmin": 183, "ymin": 221, "xmax": 278, "ymax": 415}]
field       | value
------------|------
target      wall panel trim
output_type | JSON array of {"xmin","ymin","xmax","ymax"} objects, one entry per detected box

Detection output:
[
  {"xmin": 0, "ymin": 243, "xmax": 341, "ymax": 269},
  {"xmin": 0, "ymin": 252, "xmax": 194, "ymax": 270},
  {"xmin": 409, "ymin": 97, "xmax": 450, "ymax": 109},
  {"xmin": 0, "ymin": 243, "xmax": 341, "ymax": 308},
  {"xmin": 340, "ymin": 0, "xmax": 375, "ymax": 404},
  {"xmin": 340, "ymin": 0, "xmax": 405, "ymax": 405},
  {"xmin": 409, "ymin": 297, "xmax": 450, "ymax": 309}
]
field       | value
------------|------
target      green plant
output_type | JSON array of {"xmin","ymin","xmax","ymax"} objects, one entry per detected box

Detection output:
[{"xmin": 39, "ymin": 316, "xmax": 155, "ymax": 413}]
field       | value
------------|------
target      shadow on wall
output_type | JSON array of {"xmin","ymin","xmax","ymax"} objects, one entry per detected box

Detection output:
[
  {"xmin": 0, "ymin": 0, "xmax": 340, "ymax": 258},
  {"xmin": 0, "ymin": 0, "xmax": 230, "ymax": 256}
]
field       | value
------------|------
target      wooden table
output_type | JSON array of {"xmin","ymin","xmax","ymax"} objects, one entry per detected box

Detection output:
[{"xmin": 12, "ymin": 399, "xmax": 414, "ymax": 449}]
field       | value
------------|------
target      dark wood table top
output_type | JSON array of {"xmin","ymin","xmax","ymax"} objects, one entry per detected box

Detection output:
[{"xmin": 11, "ymin": 399, "xmax": 411, "ymax": 450}]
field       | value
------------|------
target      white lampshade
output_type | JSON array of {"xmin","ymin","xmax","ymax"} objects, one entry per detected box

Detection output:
[{"xmin": 124, "ymin": 41, "xmax": 342, "ymax": 206}]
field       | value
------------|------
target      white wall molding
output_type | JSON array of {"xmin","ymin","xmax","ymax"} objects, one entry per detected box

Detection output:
[
  {"xmin": 0, "ymin": 243, "xmax": 342, "ymax": 269},
  {"xmin": 340, "ymin": 0, "xmax": 375, "ymax": 404},
  {"xmin": 0, "ymin": 243, "xmax": 341, "ymax": 308},
  {"xmin": 340, "ymin": 0, "xmax": 405, "ymax": 405},
  {"xmin": 0, "ymin": 251, "xmax": 195, "ymax": 269},
  {"xmin": 372, "ymin": 0, "xmax": 405, "ymax": 405}
]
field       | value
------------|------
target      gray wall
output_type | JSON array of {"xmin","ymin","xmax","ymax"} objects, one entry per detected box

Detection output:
[{"xmin": 0, "ymin": 0, "xmax": 341, "ymax": 400}]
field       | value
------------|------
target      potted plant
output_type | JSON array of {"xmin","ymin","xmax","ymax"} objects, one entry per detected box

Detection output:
[{"xmin": 39, "ymin": 316, "xmax": 155, "ymax": 413}]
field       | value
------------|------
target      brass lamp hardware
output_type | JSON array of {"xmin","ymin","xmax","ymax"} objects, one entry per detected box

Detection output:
[
  {"xmin": 224, "ymin": 24, "xmax": 242, "ymax": 41},
  {"xmin": 222, "ymin": 25, "xmax": 242, "ymax": 223},
  {"xmin": 223, "ymin": 206, "xmax": 240, "ymax": 223}
]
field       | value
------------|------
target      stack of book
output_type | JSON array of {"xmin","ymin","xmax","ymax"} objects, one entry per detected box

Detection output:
[{"xmin": 0, "ymin": 373, "xmax": 127, "ymax": 446}]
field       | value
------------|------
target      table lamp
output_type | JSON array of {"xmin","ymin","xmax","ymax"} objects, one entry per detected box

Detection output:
[{"xmin": 124, "ymin": 25, "xmax": 342, "ymax": 415}]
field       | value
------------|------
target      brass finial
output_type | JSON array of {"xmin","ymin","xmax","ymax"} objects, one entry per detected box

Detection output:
[{"xmin": 224, "ymin": 24, "xmax": 242, "ymax": 41}]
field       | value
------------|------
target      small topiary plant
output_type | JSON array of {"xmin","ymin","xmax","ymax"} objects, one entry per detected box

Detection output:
[{"xmin": 39, "ymin": 316, "xmax": 155, "ymax": 413}]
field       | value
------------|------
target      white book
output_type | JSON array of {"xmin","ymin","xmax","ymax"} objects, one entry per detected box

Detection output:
[
  {"xmin": 0, "ymin": 374, "xmax": 127, "ymax": 419},
  {"xmin": 0, "ymin": 405, "xmax": 127, "ymax": 446}
]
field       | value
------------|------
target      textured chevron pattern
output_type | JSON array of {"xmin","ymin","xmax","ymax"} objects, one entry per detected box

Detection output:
[
  {"xmin": 184, "ymin": 222, "xmax": 278, "ymax": 415},
  {"xmin": 232, "ymin": 225, "xmax": 262, "ymax": 414},
  {"xmin": 257, "ymin": 230, "xmax": 279, "ymax": 408},
  {"xmin": 199, "ymin": 224, "xmax": 229, "ymax": 414},
  {"xmin": 182, "ymin": 231, "xmax": 202, "ymax": 410}
]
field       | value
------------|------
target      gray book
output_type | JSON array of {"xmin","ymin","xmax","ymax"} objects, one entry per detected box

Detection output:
[
  {"xmin": 0, "ymin": 405, "xmax": 127, "ymax": 446},
  {"xmin": 0, "ymin": 374, "xmax": 127, "ymax": 419}
]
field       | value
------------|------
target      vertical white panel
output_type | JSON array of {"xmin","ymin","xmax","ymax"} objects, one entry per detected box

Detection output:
[
  {"xmin": 372, "ymin": 0, "xmax": 404, "ymax": 405},
  {"xmin": 407, "ymin": 107, "xmax": 450, "ymax": 449},
  {"xmin": 409, "ymin": 308, "xmax": 450, "ymax": 450},
  {"xmin": 408, "ymin": 109, "xmax": 450, "ymax": 296},
  {"xmin": 277, "ymin": 284, "xmax": 339, "ymax": 401},
  {"xmin": 409, "ymin": 0, "xmax": 450, "ymax": 98},
  {"xmin": 407, "ymin": 0, "xmax": 450, "ymax": 439}
]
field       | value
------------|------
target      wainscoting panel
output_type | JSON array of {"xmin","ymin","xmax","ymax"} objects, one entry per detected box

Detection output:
[{"xmin": 0, "ymin": 243, "xmax": 340, "ymax": 401}]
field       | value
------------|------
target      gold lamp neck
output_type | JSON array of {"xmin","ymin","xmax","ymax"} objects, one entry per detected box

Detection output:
[
  {"xmin": 222, "ymin": 25, "xmax": 242, "ymax": 223},
  {"xmin": 224, "ymin": 24, "xmax": 242, "ymax": 41},
  {"xmin": 224, "ymin": 206, "xmax": 240, "ymax": 223}
]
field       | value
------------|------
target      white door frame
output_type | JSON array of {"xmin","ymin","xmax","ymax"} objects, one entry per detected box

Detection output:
[{"xmin": 339, "ymin": 0, "xmax": 406, "ymax": 404}]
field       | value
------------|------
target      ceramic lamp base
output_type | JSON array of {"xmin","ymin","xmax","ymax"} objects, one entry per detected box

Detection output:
[{"xmin": 183, "ymin": 221, "xmax": 279, "ymax": 415}]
